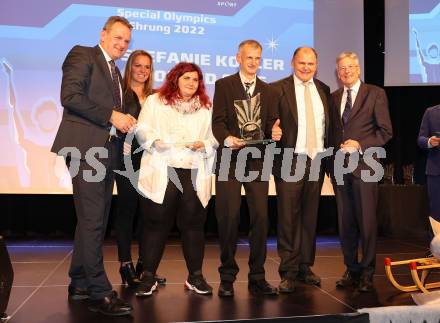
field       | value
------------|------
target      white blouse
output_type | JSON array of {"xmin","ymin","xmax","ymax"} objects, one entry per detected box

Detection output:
[{"xmin": 136, "ymin": 93, "xmax": 218, "ymax": 207}]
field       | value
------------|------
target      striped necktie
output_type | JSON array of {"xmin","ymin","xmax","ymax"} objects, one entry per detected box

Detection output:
[
  {"xmin": 109, "ymin": 60, "xmax": 122, "ymax": 111},
  {"xmin": 244, "ymin": 81, "xmax": 254, "ymax": 99}
]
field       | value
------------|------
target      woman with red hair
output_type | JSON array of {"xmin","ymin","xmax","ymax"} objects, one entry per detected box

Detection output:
[{"xmin": 135, "ymin": 62, "xmax": 217, "ymax": 296}]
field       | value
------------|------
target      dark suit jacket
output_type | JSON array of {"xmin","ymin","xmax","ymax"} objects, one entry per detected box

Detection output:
[
  {"xmin": 212, "ymin": 73, "xmax": 278, "ymax": 177},
  {"xmin": 51, "ymin": 45, "xmax": 124, "ymax": 158},
  {"xmin": 270, "ymin": 76, "xmax": 332, "ymax": 178},
  {"xmin": 330, "ymin": 82, "xmax": 393, "ymax": 178},
  {"xmin": 418, "ymin": 105, "xmax": 440, "ymax": 176}
]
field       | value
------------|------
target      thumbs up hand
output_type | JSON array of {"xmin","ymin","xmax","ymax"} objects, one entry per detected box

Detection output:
[{"xmin": 271, "ymin": 119, "xmax": 282, "ymax": 141}]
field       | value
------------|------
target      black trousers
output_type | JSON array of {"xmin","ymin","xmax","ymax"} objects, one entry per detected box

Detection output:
[
  {"xmin": 114, "ymin": 151, "xmax": 142, "ymax": 263},
  {"xmin": 140, "ymin": 168, "xmax": 207, "ymax": 276},
  {"xmin": 275, "ymin": 157, "xmax": 322, "ymax": 279},
  {"xmin": 215, "ymin": 178, "xmax": 268, "ymax": 282},
  {"xmin": 334, "ymin": 173, "xmax": 378, "ymax": 276},
  {"xmin": 68, "ymin": 139, "xmax": 120, "ymax": 300}
]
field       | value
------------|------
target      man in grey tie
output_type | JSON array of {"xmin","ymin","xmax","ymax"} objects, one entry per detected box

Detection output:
[
  {"xmin": 330, "ymin": 51, "xmax": 392, "ymax": 292},
  {"xmin": 270, "ymin": 47, "xmax": 331, "ymax": 292}
]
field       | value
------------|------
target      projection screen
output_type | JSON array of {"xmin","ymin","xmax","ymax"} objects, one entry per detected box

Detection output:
[
  {"xmin": 0, "ymin": 0, "xmax": 363, "ymax": 194},
  {"xmin": 385, "ymin": 0, "xmax": 440, "ymax": 86}
]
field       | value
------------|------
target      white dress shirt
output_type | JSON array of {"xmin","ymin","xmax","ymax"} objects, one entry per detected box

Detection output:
[
  {"xmin": 239, "ymin": 71, "xmax": 256, "ymax": 97},
  {"xmin": 293, "ymin": 74, "xmax": 325, "ymax": 155}
]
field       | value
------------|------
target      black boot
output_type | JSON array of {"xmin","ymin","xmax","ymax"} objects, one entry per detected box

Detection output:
[{"xmin": 119, "ymin": 262, "xmax": 140, "ymax": 288}]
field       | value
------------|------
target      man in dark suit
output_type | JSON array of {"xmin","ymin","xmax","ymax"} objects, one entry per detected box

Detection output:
[
  {"xmin": 212, "ymin": 39, "xmax": 278, "ymax": 297},
  {"xmin": 270, "ymin": 47, "xmax": 331, "ymax": 293},
  {"xmin": 418, "ymin": 105, "xmax": 440, "ymax": 231},
  {"xmin": 51, "ymin": 16, "xmax": 136, "ymax": 316},
  {"xmin": 331, "ymin": 51, "xmax": 392, "ymax": 292}
]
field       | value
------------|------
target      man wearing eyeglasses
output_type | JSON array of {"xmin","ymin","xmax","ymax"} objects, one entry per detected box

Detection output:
[{"xmin": 330, "ymin": 51, "xmax": 392, "ymax": 292}]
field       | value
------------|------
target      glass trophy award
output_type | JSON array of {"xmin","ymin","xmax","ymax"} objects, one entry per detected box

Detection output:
[{"xmin": 234, "ymin": 93, "xmax": 274, "ymax": 145}]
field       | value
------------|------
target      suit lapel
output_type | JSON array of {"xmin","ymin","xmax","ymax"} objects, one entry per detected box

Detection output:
[
  {"xmin": 94, "ymin": 46, "xmax": 124, "ymax": 112},
  {"xmin": 347, "ymin": 82, "xmax": 367, "ymax": 123},
  {"xmin": 254, "ymin": 77, "xmax": 263, "ymax": 96},
  {"xmin": 229, "ymin": 73, "xmax": 245, "ymax": 133},
  {"xmin": 232, "ymin": 73, "xmax": 246, "ymax": 99},
  {"xmin": 94, "ymin": 46, "xmax": 114, "ymax": 94},
  {"xmin": 283, "ymin": 77, "xmax": 298, "ymax": 125},
  {"xmin": 255, "ymin": 77, "xmax": 267, "ymax": 127},
  {"xmin": 116, "ymin": 66, "xmax": 125, "ymax": 113},
  {"xmin": 315, "ymin": 80, "xmax": 329, "ymax": 138}
]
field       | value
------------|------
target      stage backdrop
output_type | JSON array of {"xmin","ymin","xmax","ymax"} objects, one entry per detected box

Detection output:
[{"xmin": 0, "ymin": 0, "xmax": 363, "ymax": 194}]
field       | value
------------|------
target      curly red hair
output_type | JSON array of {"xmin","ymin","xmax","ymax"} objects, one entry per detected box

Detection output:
[{"xmin": 158, "ymin": 62, "xmax": 211, "ymax": 108}]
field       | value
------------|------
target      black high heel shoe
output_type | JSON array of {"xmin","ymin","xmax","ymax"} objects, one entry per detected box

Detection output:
[
  {"xmin": 119, "ymin": 262, "xmax": 140, "ymax": 288},
  {"xmin": 136, "ymin": 261, "xmax": 167, "ymax": 285},
  {"xmin": 135, "ymin": 261, "xmax": 143, "ymax": 279}
]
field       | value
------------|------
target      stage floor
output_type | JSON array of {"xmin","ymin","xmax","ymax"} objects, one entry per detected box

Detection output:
[{"xmin": 4, "ymin": 235, "xmax": 431, "ymax": 322}]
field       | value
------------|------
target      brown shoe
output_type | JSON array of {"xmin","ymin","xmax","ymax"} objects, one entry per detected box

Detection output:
[
  {"xmin": 298, "ymin": 266, "xmax": 321, "ymax": 286},
  {"xmin": 278, "ymin": 278, "xmax": 295, "ymax": 293},
  {"xmin": 336, "ymin": 270, "xmax": 360, "ymax": 288}
]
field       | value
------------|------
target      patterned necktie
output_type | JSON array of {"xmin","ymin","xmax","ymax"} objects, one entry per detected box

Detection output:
[
  {"xmin": 342, "ymin": 88, "xmax": 352, "ymax": 126},
  {"xmin": 304, "ymin": 82, "xmax": 317, "ymax": 159},
  {"xmin": 109, "ymin": 60, "xmax": 122, "ymax": 111},
  {"xmin": 244, "ymin": 81, "xmax": 254, "ymax": 99}
]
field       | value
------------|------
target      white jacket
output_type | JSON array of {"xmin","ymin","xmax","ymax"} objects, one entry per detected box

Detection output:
[{"xmin": 136, "ymin": 93, "xmax": 218, "ymax": 207}]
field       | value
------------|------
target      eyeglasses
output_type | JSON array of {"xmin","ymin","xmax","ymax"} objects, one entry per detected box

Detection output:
[{"xmin": 338, "ymin": 65, "xmax": 358, "ymax": 72}]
